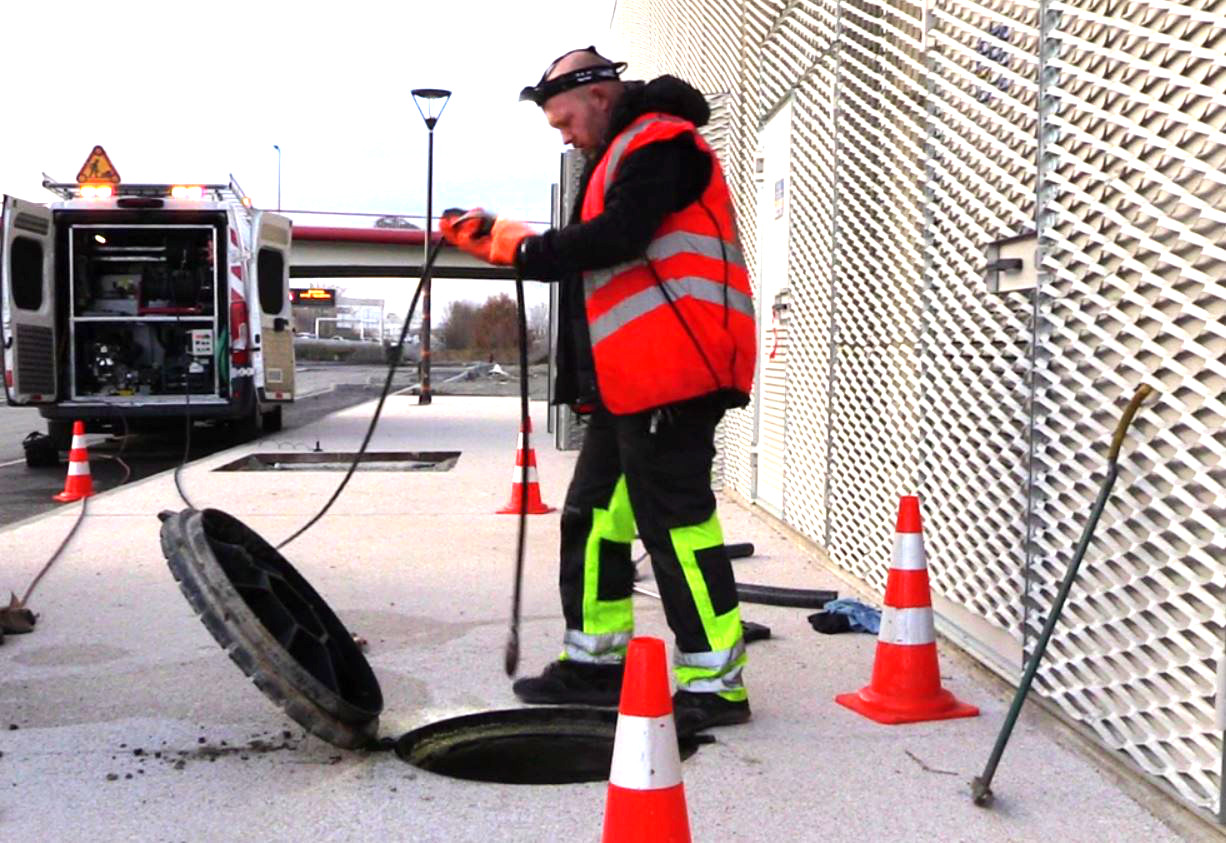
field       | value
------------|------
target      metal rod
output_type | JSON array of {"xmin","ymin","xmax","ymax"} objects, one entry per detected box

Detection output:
[{"xmin": 971, "ymin": 383, "xmax": 1153, "ymax": 806}]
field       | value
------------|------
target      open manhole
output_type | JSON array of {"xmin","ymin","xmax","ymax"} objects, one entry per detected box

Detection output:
[
  {"xmin": 396, "ymin": 707, "xmax": 702, "ymax": 785},
  {"xmin": 215, "ymin": 451, "xmax": 460, "ymax": 472},
  {"xmin": 158, "ymin": 508, "xmax": 705, "ymax": 783}
]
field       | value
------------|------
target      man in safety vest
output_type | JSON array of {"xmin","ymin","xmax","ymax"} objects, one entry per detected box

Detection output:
[{"xmin": 440, "ymin": 47, "xmax": 756, "ymax": 736}]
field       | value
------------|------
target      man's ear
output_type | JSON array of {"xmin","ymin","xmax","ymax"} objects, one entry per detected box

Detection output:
[{"xmin": 589, "ymin": 84, "xmax": 618, "ymax": 113}]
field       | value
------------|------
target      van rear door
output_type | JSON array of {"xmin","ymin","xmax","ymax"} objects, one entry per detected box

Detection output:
[
  {"xmin": 253, "ymin": 211, "xmax": 294, "ymax": 400},
  {"xmin": 1, "ymin": 196, "xmax": 58, "ymax": 404}
]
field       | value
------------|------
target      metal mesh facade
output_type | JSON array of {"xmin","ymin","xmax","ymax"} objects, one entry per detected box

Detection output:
[
  {"xmin": 1032, "ymin": 0, "xmax": 1226, "ymax": 812},
  {"xmin": 614, "ymin": 0, "xmax": 1226, "ymax": 816}
]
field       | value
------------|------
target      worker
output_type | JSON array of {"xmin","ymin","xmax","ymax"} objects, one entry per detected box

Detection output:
[{"xmin": 440, "ymin": 47, "xmax": 756, "ymax": 735}]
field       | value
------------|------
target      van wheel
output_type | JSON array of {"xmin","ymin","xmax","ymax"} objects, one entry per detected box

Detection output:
[
  {"xmin": 234, "ymin": 405, "xmax": 262, "ymax": 442},
  {"xmin": 261, "ymin": 406, "xmax": 283, "ymax": 433}
]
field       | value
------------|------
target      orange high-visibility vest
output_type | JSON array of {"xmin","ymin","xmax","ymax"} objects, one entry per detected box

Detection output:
[{"xmin": 581, "ymin": 113, "xmax": 756, "ymax": 414}]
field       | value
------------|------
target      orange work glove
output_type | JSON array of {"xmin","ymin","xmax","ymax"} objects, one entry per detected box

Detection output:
[{"xmin": 438, "ymin": 208, "xmax": 534, "ymax": 266}]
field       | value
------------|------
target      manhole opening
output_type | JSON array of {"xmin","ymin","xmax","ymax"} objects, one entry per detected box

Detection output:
[
  {"xmin": 214, "ymin": 451, "xmax": 460, "ymax": 472},
  {"xmin": 395, "ymin": 708, "xmax": 702, "ymax": 785}
]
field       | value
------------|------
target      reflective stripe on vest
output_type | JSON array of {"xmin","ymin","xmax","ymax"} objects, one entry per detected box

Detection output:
[
  {"xmin": 602, "ymin": 115, "xmax": 692, "ymax": 198},
  {"xmin": 589, "ymin": 275, "xmax": 756, "ymax": 346},
  {"xmin": 585, "ymin": 231, "xmax": 747, "ymax": 290}
]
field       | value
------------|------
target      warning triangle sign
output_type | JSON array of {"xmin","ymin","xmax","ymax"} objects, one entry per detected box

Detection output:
[{"xmin": 76, "ymin": 146, "xmax": 121, "ymax": 184}]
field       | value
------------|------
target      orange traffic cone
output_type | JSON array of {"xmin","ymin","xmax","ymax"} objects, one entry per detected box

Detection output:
[
  {"xmin": 602, "ymin": 637, "xmax": 691, "ymax": 843},
  {"xmin": 497, "ymin": 417, "xmax": 555, "ymax": 515},
  {"xmin": 52, "ymin": 421, "xmax": 94, "ymax": 503},
  {"xmin": 835, "ymin": 496, "xmax": 978, "ymax": 724}
]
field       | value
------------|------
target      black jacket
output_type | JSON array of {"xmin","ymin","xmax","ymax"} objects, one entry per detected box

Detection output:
[{"xmin": 516, "ymin": 75, "xmax": 714, "ymax": 410}]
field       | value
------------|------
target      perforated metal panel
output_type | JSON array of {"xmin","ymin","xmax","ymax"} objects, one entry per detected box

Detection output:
[
  {"xmin": 615, "ymin": 0, "xmax": 1226, "ymax": 817},
  {"xmin": 921, "ymin": 0, "xmax": 1039, "ymax": 661},
  {"xmin": 1031, "ymin": 0, "xmax": 1226, "ymax": 812}
]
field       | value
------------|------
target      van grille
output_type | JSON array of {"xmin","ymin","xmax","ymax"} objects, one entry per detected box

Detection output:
[{"xmin": 16, "ymin": 324, "xmax": 55, "ymax": 395}]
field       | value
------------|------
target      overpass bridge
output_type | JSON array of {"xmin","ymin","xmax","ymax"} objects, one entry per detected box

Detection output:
[{"xmin": 290, "ymin": 226, "xmax": 515, "ymax": 281}]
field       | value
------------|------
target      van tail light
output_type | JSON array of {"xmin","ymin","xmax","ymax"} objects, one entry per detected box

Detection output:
[
  {"xmin": 4, "ymin": 370, "xmax": 12, "ymax": 388},
  {"xmin": 230, "ymin": 299, "xmax": 250, "ymax": 366}
]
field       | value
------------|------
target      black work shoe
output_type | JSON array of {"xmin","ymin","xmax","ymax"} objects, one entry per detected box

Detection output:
[
  {"xmin": 673, "ymin": 690, "xmax": 752, "ymax": 736},
  {"xmin": 512, "ymin": 660, "xmax": 624, "ymax": 706}
]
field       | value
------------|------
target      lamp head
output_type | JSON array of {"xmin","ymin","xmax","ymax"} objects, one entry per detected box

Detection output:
[{"xmin": 412, "ymin": 88, "xmax": 452, "ymax": 129}]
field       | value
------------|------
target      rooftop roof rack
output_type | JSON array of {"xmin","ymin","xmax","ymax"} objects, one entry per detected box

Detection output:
[{"xmin": 41, "ymin": 174, "xmax": 253, "ymax": 207}]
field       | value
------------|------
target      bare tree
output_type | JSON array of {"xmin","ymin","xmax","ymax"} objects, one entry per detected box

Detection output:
[
  {"xmin": 528, "ymin": 303, "xmax": 549, "ymax": 343},
  {"xmin": 474, "ymin": 293, "xmax": 519, "ymax": 352},
  {"xmin": 439, "ymin": 300, "xmax": 478, "ymax": 350}
]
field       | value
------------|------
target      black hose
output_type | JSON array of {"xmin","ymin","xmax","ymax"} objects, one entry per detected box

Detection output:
[
  {"xmin": 276, "ymin": 240, "xmax": 442, "ymax": 549},
  {"xmin": 735, "ymin": 582, "xmax": 837, "ymax": 609},
  {"xmin": 725, "ymin": 542, "xmax": 755, "ymax": 560}
]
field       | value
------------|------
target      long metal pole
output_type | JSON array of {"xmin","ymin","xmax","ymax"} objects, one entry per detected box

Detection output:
[
  {"xmin": 419, "ymin": 129, "xmax": 433, "ymax": 404},
  {"xmin": 971, "ymin": 384, "xmax": 1152, "ymax": 807}
]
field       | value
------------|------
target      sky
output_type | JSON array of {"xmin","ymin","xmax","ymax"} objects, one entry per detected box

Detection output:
[{"xmin": 0, "ymin": 0, "xmax": 626, "ymax": 319}]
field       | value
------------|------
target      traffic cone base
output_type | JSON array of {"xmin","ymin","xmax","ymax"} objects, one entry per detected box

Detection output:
[
  {"xmin": 53, "ymin": 421, "xmax": 93, "ymax": 503},
  {"xmin": 836, "ymin": 686, "xmax": 979, "ymax": 725},
  {"xmin": 496, "ymin": 469, "xmax": 556, "ymax": 515},
  {"xmin": 603, "ymin": 784, "xmax": 691, "ymax": 842}
]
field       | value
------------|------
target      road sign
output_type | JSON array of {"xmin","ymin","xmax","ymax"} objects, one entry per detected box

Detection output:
[
  {"xmin": 290, "ymin": 288, "xmax": 337, "ymax": 307},
  {"xmin": 76, "ymin": 146, "xmax": 121, "ymax": 184}
]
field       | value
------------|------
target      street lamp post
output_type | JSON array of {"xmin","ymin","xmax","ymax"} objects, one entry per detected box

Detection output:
[
  {"xmin": 411, "ymin": 88, "xmax": 450, "ymax": 406},
  {"xmin": 273, "ymin": 144, "xmax": 282, "ymax": 211}
]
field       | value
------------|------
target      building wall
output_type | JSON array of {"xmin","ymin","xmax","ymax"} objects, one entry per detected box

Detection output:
[{"xmin": 613, "ymin": 0, "xmax": 1226, "ymax": 817}]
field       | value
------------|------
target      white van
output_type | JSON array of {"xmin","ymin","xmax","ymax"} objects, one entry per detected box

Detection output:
[{"xmin": 1, "ymin": 178, "xmax": 295, "ymax": 460}]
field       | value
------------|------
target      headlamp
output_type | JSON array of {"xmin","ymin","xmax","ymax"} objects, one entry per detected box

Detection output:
[{"xmin": 519, "ymin": 46, "xmax": 627, "ymax": 106}]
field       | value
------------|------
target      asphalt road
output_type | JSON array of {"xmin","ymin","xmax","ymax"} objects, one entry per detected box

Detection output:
[{"xmin": 0, "ymin": 363, "xmax": 445, "ymax": 530}]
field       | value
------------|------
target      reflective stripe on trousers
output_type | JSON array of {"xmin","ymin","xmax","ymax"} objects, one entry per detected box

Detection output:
[
  {"xmin": 667, "ymin": 514, "xmax": 747, "ymax": 701},
  {"xmin": 563, "ymin": 628, "xmax": 633, "ymax": 664},
  {"xmin": 563, "ymin": 476, "xmax": 635, "ymax": 664}
]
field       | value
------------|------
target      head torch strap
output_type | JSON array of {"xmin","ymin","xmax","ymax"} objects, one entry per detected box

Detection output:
[{"xmin": 520, "ymin": 61, "xmax": 628, "ymax": 105}]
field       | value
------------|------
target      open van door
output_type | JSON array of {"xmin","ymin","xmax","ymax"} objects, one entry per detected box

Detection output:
[
  {"xmin": 252, "ymin": 211, "xmax": 295, "ymax": 401},
  {"xmin": 1, "ymin": 196, "xmax": 58, "ymax": 404}
]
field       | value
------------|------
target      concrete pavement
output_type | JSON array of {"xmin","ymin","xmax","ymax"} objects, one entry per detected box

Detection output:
[{"xmin": 0, "ymin": 395, "xmax": 1191, "ymax": 841}]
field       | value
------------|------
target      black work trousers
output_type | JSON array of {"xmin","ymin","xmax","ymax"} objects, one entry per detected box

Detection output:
[{"xmin": 557, "ymin": 397, "xmax": 747, "ymax": 697}]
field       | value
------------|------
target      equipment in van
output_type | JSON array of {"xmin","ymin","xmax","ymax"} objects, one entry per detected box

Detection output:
[{"xmin": 2, "ymin": 147, "xmax": 295, "ymax": 462}]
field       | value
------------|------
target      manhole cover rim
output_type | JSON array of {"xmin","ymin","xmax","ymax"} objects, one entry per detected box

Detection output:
[{"xmin": 160, "ymin": 507, "xmax": 382, "ymax": 749}]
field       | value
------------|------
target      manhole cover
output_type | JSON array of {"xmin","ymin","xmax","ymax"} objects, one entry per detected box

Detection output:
[
  {"xmin": 395, "ymin": 707, "xmax": 703, "ymax": 785},
  {"xmin": 214, "ymin": 451, "xmax": 460, "ymax": 472},
  {"xmin": 160, "ymin": 509, "xmax": 708, "ymax": 783},
  {"xmin": 159, "ymin": 508, "xmax": 383, "ymax": 748}
]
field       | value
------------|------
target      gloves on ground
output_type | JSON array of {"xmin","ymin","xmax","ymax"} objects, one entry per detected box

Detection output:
[{"xmin": 439, "ymin": 208, "xmax": 534, "ymax": 266}]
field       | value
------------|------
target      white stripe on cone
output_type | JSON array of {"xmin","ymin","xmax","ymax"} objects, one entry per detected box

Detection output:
[
  {"xmin": 878, "ymin": 606, "xmax": 935, "ymax": 646},
  {"xmin": 510, "ymin": 465, "xmax": 540, "ymax": 484},
  {"xmin": 608, "ymin": 713, "xmax": 683, "ymax": 790},
  {"xmin": 892, "ymin": 533, "xmax": 927, "ymax": 571},
  {"xmin": 67, "ymin": 460, "xmax": 91, "ymax": 477},
  {"xmin": 70, "ymin": 434, "xmax": 88, "ymax": 450}
]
